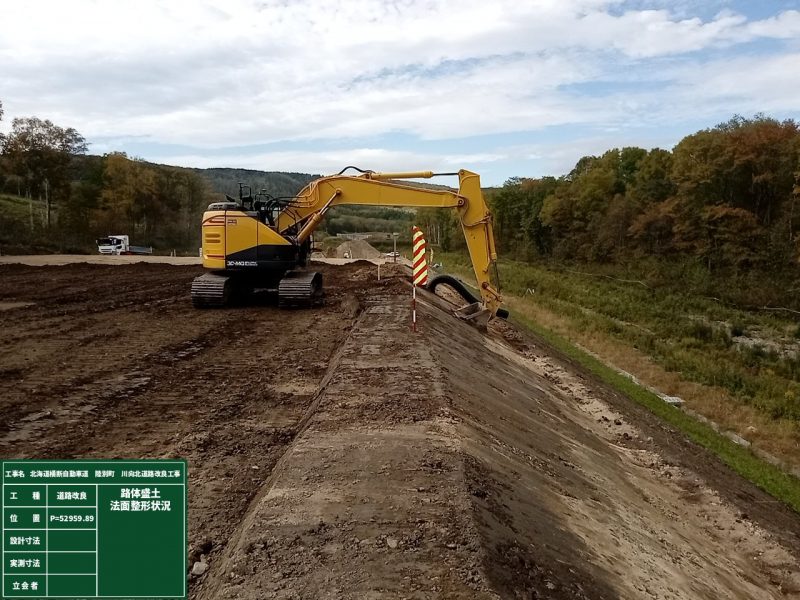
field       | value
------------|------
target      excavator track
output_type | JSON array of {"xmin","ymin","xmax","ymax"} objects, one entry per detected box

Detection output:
[
  {"xmin": 191, "ymin": 273, "xmax": 231, "ymax": 308},
  {"xmin": 278, "ymin": 271, "xmax": 323, "ymax": 308}
]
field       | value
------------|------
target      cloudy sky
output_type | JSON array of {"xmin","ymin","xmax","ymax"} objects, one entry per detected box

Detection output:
[{"xmin": 1, "ymin": 0, "xmax": 799, "ymax": 185}]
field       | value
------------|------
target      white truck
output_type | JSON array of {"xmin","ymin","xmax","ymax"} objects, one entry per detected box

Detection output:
[{"xmin": 96, "ymin": 235, "xmax": 153, "ymax": 256}]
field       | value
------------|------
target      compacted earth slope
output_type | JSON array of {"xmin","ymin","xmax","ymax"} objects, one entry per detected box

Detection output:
[{"xmin": 0, "ymin": 259, "xmax": 798, "ymax": 599}]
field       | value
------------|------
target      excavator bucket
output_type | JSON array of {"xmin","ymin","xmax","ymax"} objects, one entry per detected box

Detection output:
[
  {"xmin": 454, "ymin": 302, "xmax": 491, "ymax": 328},
  {"xmin": 427, "ymin": 274, "xmax": 493, "ymax": 327}
]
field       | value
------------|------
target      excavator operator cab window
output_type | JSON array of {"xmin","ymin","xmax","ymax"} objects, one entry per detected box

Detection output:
[
  {"xmin": 253, "ymin": 200, "xmax": 276, "ymax": 227},
  {"xmin": 252, "ymin": 190, "xmax": 280, "ymax": 227},
  {"xmin": 238, "ymin": 183, "xmax": 253, "ymax": 211}
]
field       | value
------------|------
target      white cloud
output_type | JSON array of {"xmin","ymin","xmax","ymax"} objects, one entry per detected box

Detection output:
[
  {"xmin": 0, "ymin": 0, "xmax": 799, "ymax": 180},
  {"xmin": 675, "ymin": 53, "xmax": 800, "ymax": 116},
  {"xmin": 746, "ymin": 9, "xmax": 800, "ymax": 38}
]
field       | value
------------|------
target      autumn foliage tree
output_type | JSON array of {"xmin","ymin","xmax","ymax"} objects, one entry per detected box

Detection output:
[
  {"xmin": 0, "ymin": 117, "xmax": 87, "ymax": 227},
  {"xmin": 94, "ymin": 153, "xmax": 213, "ymax": 251},
  {"xmin": 1, "ymin": 107, "xmax": 797, "ymax": 265},
  {"xmin": 485, "ymin": 115, "xmax": 800, "ymax": 274},
  {"xmin": 0, "ymin": 105, "xmax": 214, "ymax": 253}
]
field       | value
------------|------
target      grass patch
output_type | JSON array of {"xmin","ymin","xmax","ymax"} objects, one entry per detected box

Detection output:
[
  {"xmin": 0, "ymin": 194, "xmax": 46, "ymax": 221},
  {"xmin": 514, "ymin": 309, "xmax": 800, "ymax": 514},
  {"xmin": 433, "ymin": 251, "xmax": 800, "ymax": 512},
  {"xmin": 437, "ymin": 252, "xmax": 800, "ymax": 423}
]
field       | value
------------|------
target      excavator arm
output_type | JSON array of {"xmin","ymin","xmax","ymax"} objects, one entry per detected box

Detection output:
[{"xmin": 275, "ymin": 169, "xmax": 503, "ymax": 317}]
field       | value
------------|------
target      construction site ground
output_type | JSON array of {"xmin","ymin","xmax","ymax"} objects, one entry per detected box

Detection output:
[{"xmin": 1, "ymin": 257, "xmax": 799, "ymax": 599}]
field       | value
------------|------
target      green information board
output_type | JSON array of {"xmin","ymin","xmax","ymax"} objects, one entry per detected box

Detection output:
[{"xmin": 1, "ymin": 460, "xmax": 187, "ymax": 599}]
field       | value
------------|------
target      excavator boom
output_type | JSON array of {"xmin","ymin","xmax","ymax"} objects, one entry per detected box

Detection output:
[{"xmin": 276, "ymin": 169, "xmax": 502, "ymax": 316}]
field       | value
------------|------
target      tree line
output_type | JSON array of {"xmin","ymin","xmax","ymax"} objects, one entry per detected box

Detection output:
[
  {"xmin": 486, "ymin": 116, "xmax": 800, "ymax": 274},
  {"xmin": 0, "ymin": 104, "xmax": 217, "ymax": 253},
  {"xmin": 0, "ymin": 101, "xmax": 385, "ymax": 254},
  {"xmin": 2, "ymin": 103, "xmax": 798, "ymax": 270}
]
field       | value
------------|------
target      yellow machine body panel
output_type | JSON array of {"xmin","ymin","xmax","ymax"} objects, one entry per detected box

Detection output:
[
  {"xmin": 201, "ymin": 211, "xmax": 227, "ymax": 270},
  {"xmin": 202, "ymin": 209, "xmax": 292, "ymax": 270}
]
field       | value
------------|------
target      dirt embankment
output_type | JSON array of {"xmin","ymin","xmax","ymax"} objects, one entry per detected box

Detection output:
[{"xmin": 1, "ymin": 262, "xmax": 798, "ymax": 599}]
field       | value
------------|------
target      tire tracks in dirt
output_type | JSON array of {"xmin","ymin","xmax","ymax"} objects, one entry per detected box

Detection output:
[
  {"xmin": 192, "ymin": 302, "xmax": 366, "ymax": 598},
  {"xmin": 0, "ymin": 263, "xmax": 372, "ymax": 598}
]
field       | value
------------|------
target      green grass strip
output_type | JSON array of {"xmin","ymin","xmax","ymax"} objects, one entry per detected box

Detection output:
[{"xmin": 512, "ymin": 311, "xmax": 800, "ymax": 514}]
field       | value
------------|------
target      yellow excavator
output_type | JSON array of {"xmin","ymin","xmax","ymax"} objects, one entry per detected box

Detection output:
[{"xmin": 192, "ymin": 168, "xmax": 507, "ymax": 322}]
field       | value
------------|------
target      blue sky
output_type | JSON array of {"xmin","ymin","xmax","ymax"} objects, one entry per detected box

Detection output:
[{"xmin": 1, "ymin": 0, "xmax": 799, "ymax": 186}]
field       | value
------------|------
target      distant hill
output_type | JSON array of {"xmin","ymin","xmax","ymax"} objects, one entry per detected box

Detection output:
[
  {"xmin": 0, "ymin": 153, "xmax": 493, "ymax": 253},
  {"xmin": 190, "ymin": 167, "xmax": 464, "ymax": 198},
  {"xmin": 191, "ymin": 168, "xmax": 320, "ymax": 198}
]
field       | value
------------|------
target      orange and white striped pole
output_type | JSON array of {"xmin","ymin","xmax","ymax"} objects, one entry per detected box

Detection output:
[
  {"xmin": 411, "ymin": 226, "xmax": 428, "ymax": 332},
  {"xmin": 412, "ymin": 226, "xmax": 428, "ymax": 286}
]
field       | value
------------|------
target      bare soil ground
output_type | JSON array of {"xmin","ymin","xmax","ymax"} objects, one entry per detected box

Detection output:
[
  {"xmin": 1, "ymin": 259, "xmax": 799, "ymax": 599},
  {"xmin": 0, "ymin": 254, "xmax": 202, "ymax": 265}
]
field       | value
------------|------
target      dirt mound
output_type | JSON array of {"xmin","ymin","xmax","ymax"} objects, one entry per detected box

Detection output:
[{"xmin": 335, "ymin": 239, "xmax": 383, "ymax": 259}]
